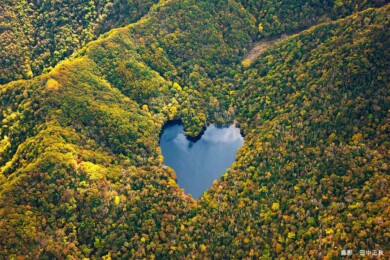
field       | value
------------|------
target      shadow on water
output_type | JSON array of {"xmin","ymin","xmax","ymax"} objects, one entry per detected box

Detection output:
[{"xmin": 159, "ymin": 119, "xmax": 207, "ymax": 143}]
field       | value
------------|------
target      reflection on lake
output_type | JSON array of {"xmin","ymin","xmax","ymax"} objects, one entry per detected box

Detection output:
[{"xmin": 160, "ymin": 123, "xmax": 244, "ymax": 198}]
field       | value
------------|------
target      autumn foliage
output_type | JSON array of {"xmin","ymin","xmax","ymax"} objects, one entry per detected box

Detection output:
[{"xmin": 0, "ymin": 0, "xmax": 389, "ymax": 258}]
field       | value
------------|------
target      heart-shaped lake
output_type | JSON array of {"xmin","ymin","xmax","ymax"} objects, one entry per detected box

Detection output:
[{"xmin": 160, "ymin": 122, "xmax": 244, "ymax": 198}]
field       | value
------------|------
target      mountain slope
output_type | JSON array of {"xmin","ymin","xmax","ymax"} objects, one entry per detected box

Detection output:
[
  {"xmin": 1, "ymin": 0, "xmax": 385, "ymax": 84},
  {"xmin": 0, "ymin": 1, "xmax": 389, "ymax": 258},
  {"xmin": 0, "ymin": 0, "xmax": 161, "ymax": 84},
  {"xmin": 195, "ymin": 6, "xmax": 389, "ymax": 258}
]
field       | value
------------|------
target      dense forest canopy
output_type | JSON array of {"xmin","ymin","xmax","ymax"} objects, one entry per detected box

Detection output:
[
  {"xmin": 0, "ymin": 0, "xmax": 160, "ymax": 84},
  {"xmin": 1, "ymin": 0, "xmax": 387, "ymax": 84},
  {"xmin": 0, "ymin": 0, "xmax": 389, "ymax": 258}
]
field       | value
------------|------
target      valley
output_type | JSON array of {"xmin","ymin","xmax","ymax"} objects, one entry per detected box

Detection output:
[{"xmin": 0, "ymin": 0, "xmax": 389, "ymax": 258}]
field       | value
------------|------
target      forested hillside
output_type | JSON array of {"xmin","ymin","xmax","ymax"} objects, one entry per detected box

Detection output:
[
  {"xmin": 239, "ymin": 0, "xmax": 387, "ymax": 38},
  {"xmin": 1, "ymin": 0, "xmax": 387, "ymax": 84},
  {"xmin": 0, "ymin": 0, "xmax": 389, "ymax": 258},
  {"xmin": 0, "ymin": 0, "xmax": 160, "ymax": 84}
]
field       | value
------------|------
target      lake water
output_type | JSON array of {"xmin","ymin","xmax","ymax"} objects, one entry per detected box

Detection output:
[{"xmin": 160, "ymin": 122, "xmax": 244, "ymax": 198}]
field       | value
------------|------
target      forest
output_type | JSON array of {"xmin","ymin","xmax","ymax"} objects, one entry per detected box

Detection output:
[{"xmin": 0, "ymin": 0, "xmax": 389, "ymax": 258}]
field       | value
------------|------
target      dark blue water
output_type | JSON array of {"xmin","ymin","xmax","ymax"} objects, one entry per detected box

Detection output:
[{"xmin": 160, "ymin": 123, "xmax": 244, "ymax": 198}]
